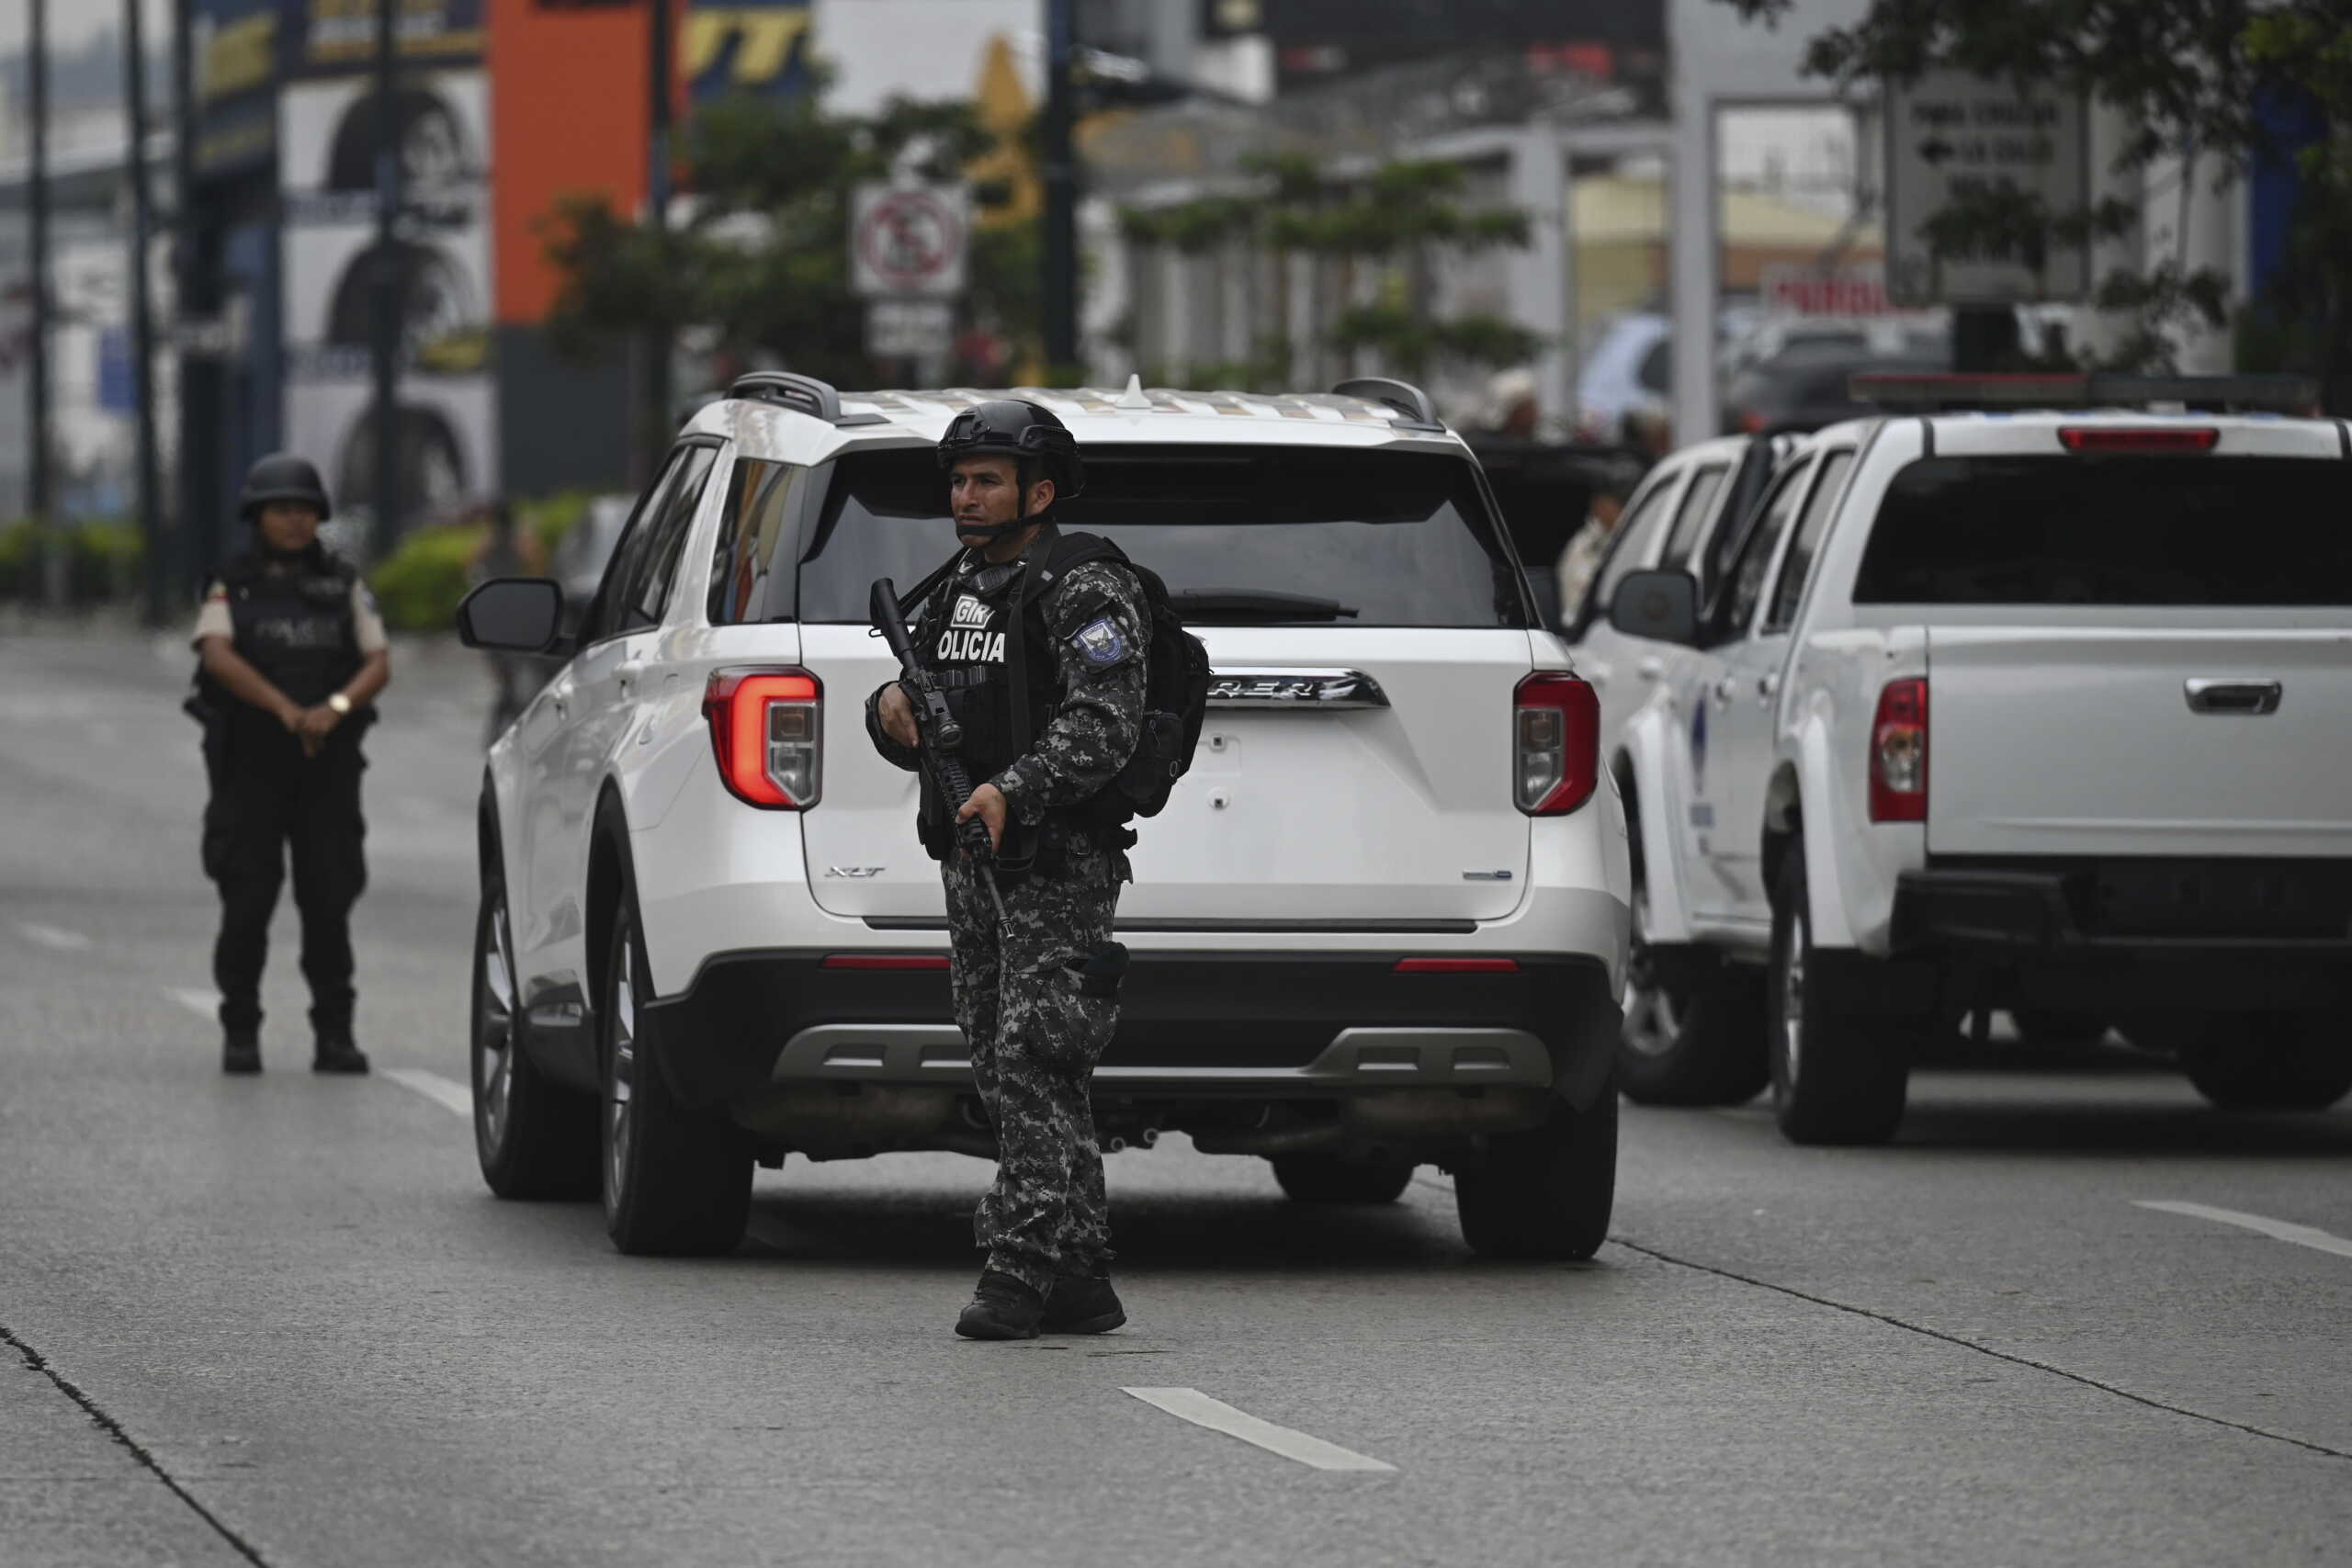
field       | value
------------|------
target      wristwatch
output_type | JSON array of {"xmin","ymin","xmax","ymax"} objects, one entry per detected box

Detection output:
[{"xmin": 326, "ymin": 693, "xmax": 353, "ymax": 716}]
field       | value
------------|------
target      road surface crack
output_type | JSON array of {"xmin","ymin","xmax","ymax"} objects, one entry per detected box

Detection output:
[
  {"xmin": 1608, "ymin": 1235, "xmax": 2352, "ymax": 1464},
  {"xmin": 0, "ymin": 1318, "xmax": 272, "ymax": 1565}
]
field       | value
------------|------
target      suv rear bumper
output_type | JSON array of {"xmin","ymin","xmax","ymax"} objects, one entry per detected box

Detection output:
[{"xmin": 639, "ymin": 948, "xmax": 1621, "ymax": 1115}]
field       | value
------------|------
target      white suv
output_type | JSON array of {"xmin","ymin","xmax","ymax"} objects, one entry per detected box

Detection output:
[
  {"xmin": 1588, "ymin": 375, "xmax": 2352, "ymax": 1143},
  {"xmin": 457, "ymin": 374, "xmax": 1632, "ymax": 1258}
]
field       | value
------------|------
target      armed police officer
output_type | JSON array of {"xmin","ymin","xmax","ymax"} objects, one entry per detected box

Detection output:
[
  {"xmin": 867, "ymin": 401, "xmax": 1150, "ymax": 1340},
  {"xmin": 190, "ymin": 455, "xmax": 390, "ymax": 1077}
]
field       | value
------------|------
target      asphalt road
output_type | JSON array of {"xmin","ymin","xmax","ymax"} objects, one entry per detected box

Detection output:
[{"xmin": 3, "ymin": 627, "xmax": 2348, "ymax": 1568}]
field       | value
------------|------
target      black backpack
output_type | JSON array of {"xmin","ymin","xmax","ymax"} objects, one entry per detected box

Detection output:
[
  {"xmin": 910, "ymin": 531, "xmax": 1211, "ymax": 822},
  {"xmin": 1033, "ymin": 532, "xmax": 1211, "ymax": 820}
]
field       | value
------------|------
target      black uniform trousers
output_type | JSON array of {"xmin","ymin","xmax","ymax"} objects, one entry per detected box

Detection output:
[{"xmin": 201, "ymin": 724, "xmax": 368, "ymax": 1038}]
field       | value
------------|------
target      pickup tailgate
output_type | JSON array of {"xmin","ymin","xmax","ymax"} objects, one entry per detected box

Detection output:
[{"xmin": 1927, "ymin": 626, "xmax": 2352, "ymax": 858}]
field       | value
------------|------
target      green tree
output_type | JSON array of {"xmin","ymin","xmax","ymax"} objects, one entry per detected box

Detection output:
[
  {"xmin": 1713, "ymin": 0, "xmax": 2352, "ymax": 397},
  {"xmin": 542, "ymin": 89, "xmax": 1020, "ymax": 398},
  {"xmin": 1121, "ymin": 152, "xmax": 1538, "ymax": 389}
]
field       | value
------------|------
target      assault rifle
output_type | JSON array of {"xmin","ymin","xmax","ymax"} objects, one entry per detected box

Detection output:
[{"xmin": 870, "ymin": 576, "xmax": 1008, "ymax": 921}]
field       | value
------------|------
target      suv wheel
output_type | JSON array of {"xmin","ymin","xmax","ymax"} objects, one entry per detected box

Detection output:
[
  {"xmin": 1453, "ymin": 1089, "xmax": 1617, "ymax": 1260},
  {"xmin": 1270, "ymin": 1154, "xmax": 1414, "ymax": 1205},
  {"xmin": 600, "ymin": 900, "xmax": 752, "ymax": 1255},
  {"xmin": 2170, "ymin": 1014, "xmax": 2352, "ymax": 1111},
  {"xmin": 1767, "ymin": 840, "xmax": 1909, "ymax": 1145},
  {"xmin": 1618, "ymin": 877, "xmax": 1768, "ymax": 1106},
  {"xmin": 472, "ymin": 874, "xmax": 595, "ymax": 1199}
]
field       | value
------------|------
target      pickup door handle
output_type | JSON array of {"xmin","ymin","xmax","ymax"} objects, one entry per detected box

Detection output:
[
  {"xmin": 1637, "ymin": 657, "xmax": 1666, "ymax": 682},
  {"xmin": 1713, "ymin": 676, "xmax": 1736, "ymax": 705},
  {"xmin": 1757, "ymin": 673, "xmax": 1780, "ymax": 700},
  {"xmin": 2184, "ymin": 679, "xmax": 2281, "ymax": 715},
  {"xmin": 616, "ymin": 657, "xmax": 649, "ymax": 689}
]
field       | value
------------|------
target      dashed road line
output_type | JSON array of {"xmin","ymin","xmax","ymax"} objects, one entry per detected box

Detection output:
[
  {"xmin": 381, "ymin": 1068, "xmax": 473, "ymax": 1120},
  {"xmin": 17, "ymin": 921, "xmax": 92, "ymax": 952},
  {"xmin": 167, "ymin": 987, "xmax": 219, "ymax": 1021},
  {"xmin": 1122, "ymin": 1387, "xmax": 1396, "ymax": 1472},
  {"xmin": 2133, "ymin": 1200, "xmax": 2352, "ymax": 1262}
]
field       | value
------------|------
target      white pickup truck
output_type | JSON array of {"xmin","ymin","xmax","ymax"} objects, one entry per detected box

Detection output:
[{"xmin": 1587, "ymin": 378, "xmax": 2352, "ymax": 1143}]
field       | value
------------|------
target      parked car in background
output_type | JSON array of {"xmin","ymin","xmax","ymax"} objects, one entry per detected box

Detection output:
[
  {"xmin": 1600, "ymin": 376, "xmax": 2352, "ymax": 1144},
  {"xmin": 1721, "ymin": 346, "xmax": 1948, "ymax": 435}
]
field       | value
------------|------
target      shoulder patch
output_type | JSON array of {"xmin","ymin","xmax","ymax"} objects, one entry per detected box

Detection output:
[
  {"xmin": 1069, "ymin": 615, "xmax": 1131, "ymax": 668},
  {"xmin": 356, "ymin": 581, "xmax": 379, "ymax": 615}
]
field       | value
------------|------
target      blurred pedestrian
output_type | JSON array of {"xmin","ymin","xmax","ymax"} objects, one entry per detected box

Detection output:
[
  {"xmin": 189, "ymin": 455, "xmax": 389, "ymax": 1077},
  {"xmin": 1557, "ymin": 464, "xmax": 1639, "ymax": 621},
  {"xmin": 468, "ymin": 499, "xmax": 547, "ymax": 745},
  {"xmin": 1477, "ymin": 367, "xmax": 1542, "ymax": 440}
]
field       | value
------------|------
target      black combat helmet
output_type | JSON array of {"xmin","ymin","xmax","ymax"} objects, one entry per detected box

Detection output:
[
  {"xmin": 239, "ymin": 453, "xmax": 333, "ymax": 523},
  {"xmin": 936, "ymin": 400, "xmax": 1085, "ymax": 536}
]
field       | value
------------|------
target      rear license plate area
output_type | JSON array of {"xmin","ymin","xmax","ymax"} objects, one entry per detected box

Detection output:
[{"xmin": 2087, "ymin": 860, "xmax": 2352, "ymax": 939}]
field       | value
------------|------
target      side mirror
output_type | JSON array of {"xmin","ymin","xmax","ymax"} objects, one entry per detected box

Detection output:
[
  {"xmin": 458, "ymin": 578, "xmax": 564, "ymax": 654},
  {"xmin": 1609, "ymin": 570, "xmax": 1700, "ymax": 646}
]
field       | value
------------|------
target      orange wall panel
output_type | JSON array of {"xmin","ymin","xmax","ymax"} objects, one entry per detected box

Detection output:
[{"xmin": 491, "ymin": 0, "xmax": 655, "ymax": 325}]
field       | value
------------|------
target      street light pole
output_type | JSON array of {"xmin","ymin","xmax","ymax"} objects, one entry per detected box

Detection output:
[
  {"xmin": 1041, "ymin": 0, "xmax": 1078, "ymax": 375},
  {"xmin": 369, "ymin": 0, "xmax": 402, "ymax": 558},
  {"xmin": 646, "ymin": 0, "xmax": 673, "ymax": 475},
  {"xmin": 125, "ymin": 0, "xmax": 166, "ymax": 625},
  {"xmin": 29, "ymin": 0, "xmax": 56, "ymax": 604}
]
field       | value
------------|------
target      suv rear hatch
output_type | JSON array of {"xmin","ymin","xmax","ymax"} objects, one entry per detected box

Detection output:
[
  {"xmin": 1852, "ymin": 441, "xmax": 2352, "ymax": 859},
  {"xmin": 796, "ymin": 444, "xmax": 1539, "ymax": 923}
]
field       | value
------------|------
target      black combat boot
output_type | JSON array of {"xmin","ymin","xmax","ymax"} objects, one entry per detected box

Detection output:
[
  {"xmin": 1041, "ymin": 1268, "xmax": 1126, "ymax": 1335},
  {"xmin": 222, "ymin": 1032, "xmax": 262, "ymax": 1076},
  {"xmin": 955, "ymin": 1270, "xmax": 1046, "ymax": 1340},
  {"xmin": 312, "ymin": 1035, "xmax": 371, "ymax": 1075}
]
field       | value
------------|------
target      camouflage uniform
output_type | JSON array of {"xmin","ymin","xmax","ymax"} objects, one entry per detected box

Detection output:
[{"xmin": 870, "ymin": 547, "xmax": 1148, "ymax": 1296}]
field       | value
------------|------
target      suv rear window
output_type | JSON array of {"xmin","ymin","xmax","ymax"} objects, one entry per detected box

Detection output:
[
  {"xmin": 1853, "ymin": 455, "xmax": 2352, "ymax": 605},
  {"xmin": 795, "ymin": 446, "xmax": 1529, "ymax": 626}
]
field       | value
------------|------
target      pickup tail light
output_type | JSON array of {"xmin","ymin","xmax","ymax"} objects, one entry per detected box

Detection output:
[
  {"xmin": 1869, "ymin": 678, "xmax": 1928, "ymax": 823},
  {"xmin": 2058, "ymin": 426, "xmax": 2219, "ymax": 453},
  {"xmin": 705, "ymin": 668, "xmax": 820, "ymax": 809},
  {"xmin": 1513, "ymin": 672, "xmax": 1600, "ymax": 816}
]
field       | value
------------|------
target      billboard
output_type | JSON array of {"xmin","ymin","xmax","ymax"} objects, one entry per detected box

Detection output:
[{"xmin": 281, "ymin": 69, "xmax": 497, "ymax": 535}]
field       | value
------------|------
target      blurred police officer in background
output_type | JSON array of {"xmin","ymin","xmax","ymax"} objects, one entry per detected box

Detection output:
[{"xmin": 189, "ymin": 455, "xmax": 390, "ymax": 1076}]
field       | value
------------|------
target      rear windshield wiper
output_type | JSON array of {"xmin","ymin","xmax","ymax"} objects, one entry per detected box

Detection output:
[{"xmin": 1168, "ymin": 590, "xmax": 1362, "ymax": 623}]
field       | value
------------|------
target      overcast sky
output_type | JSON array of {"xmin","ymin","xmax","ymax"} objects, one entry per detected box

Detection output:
[{"xmin": 0, "ymin": 0, "xmax": 173, "ymax": 56}]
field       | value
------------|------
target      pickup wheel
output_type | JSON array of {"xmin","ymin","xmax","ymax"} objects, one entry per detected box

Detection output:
[
  {"xmin": 471, "ymin": 873, "xmax": 597, "ymax": 1200},
  {"xmin": 1618, "ymin": 880, "xmax": 1768, "ymax": 1106},
  {"xmin": 2172, "ymin": 1015, "xmax": 2352, "ymax": 1111},
  {"xmin": 600, "ymin": 898, "xmax": 752, "ymax": 1256},
  {"xmin": 1270, "ymin": 1154, "xmax": 1414, "ymax": 1205},
  {"xmin": 1453, "ymin": 1088, "xmax": 1617, "ymax": 1260},
  {"xmin": 1767, "ymin": 841, "xmax": 1910, "ymax": 1145}
]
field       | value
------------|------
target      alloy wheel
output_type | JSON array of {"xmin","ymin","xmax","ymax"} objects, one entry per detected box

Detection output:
[
  {"xmin": 1621, "ymin": 883, "xmax": 1686, "ymax": 1057},
  {"xmin": 475, "ymin": 895, "xmax": 517, "ymax": 1151},
  {"xmin": 605, "ymin": 926, "xmax": 638, "ymax": 1201},
  {"xmin": 1780, "ymin": 905, "xmax": 1808, "ymax": 1091}
]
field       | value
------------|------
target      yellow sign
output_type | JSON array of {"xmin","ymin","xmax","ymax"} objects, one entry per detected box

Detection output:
[
  {"xmin": 681, "ymin": 9, "xmax": 814, "ymax": 87},
  {"xmin": 201, "ymin": 12, "xmax": 277, "ymax": 104}
]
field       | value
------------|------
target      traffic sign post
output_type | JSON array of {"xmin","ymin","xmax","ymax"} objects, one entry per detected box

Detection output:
[
  {"xmin": 1884, "ymin": 70, "xmax": 2091, "ymax": 307},
  {"xmin": 851, "ymin": 183, "xmax": 971, "ymax": 300},
  {"xmin": 866, "ymin": 299, "xmax": 956, "ymax": 361}
]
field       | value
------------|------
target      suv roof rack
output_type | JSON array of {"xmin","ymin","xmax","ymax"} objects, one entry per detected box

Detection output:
[
  {"xmin": 1332, "ymin": 377, "xmax": 1444, "ymax": 431},
  {"xmin": 1850, "ymin": 371, "xmax": 2324, "ymax": 415},
  {"xmin": 728, "ymin": 371, "xmax": 889, "ymax": 426}
]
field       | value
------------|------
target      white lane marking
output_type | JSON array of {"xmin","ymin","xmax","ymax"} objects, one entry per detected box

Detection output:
[
  {"xmin": 2134, "ymin": 1201, "xmax": 2352, "ymax": 1262},
  {"xmin": 1122, "ymin": 1388, "xmax": 1396, "ymax": 1472},
  {"xmin": 168, "ymin": 987, "xmax": 219, "ymax": 1021},
  {"xmin": 17, "ymin": 922, "xmax": 92, "ymax": 952},
  {"xmin": 381, "ymin": 1068, "xmax": 473, "ymax": 1121}
]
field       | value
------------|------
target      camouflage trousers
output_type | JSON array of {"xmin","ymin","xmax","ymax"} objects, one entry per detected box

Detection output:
[{"xmin": 944, "ymin": 850, "xmax": 1124, "ymax": 1296}]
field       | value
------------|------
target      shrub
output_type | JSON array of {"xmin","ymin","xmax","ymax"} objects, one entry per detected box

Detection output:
[
  {"xmin": 0, "ymin": 516, "xmax": 146, "ymax": 601},
  {"xmin": 368, "ymin": 522, "xmax": 484, "ymax": 633}
]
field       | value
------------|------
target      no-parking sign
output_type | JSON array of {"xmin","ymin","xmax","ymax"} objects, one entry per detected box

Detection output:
[{"xmin": 850, "ymin": 183, "xmax": 971, "ymax": 299}]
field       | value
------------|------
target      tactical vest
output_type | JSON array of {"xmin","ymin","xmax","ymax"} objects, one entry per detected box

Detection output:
[
  {"xmin": 910, "ymin": 549, "xmax": 1066, "ymax": 862},
  {"xmin": 198, "ymin": 548, "xmax": 366, "ymax": 739}
]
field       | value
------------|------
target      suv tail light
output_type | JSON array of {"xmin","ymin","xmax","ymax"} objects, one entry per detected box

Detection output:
[
  {"xmin": 1513, "ymin": 672, "xmax": 1600, "ymax": 816},
  {"xmin": 1869, "ymin": 678, "xmax": 1928, "ymax": 823},
  {"xmin": 705, "ymin": 668, "xmax": 820, "ymax": 809}
]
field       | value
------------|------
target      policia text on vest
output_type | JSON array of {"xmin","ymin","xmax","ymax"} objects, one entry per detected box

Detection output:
[{"xmin": 187, "ymin": 455, "xmax": 390, "ymax": 1077}]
